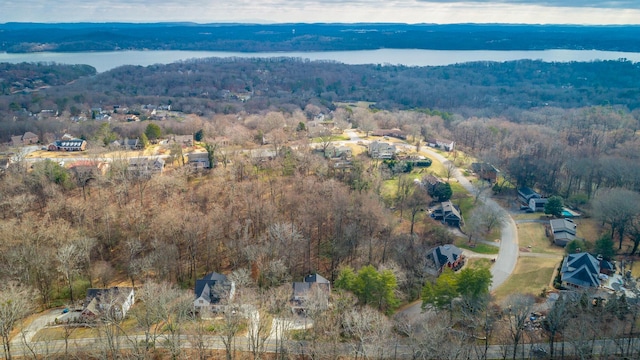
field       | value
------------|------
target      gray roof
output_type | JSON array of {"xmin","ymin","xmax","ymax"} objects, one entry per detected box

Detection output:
[
  {"xmin": 427, "ymin": 244, "xmax": 463, "ymax": 270},
  {"xmin": 195, "ymin": 272, "xmax": 232, "ymax": 304},
  {"xmin": 561, "ymin": 253, "xmax": 600, "ymax": 288},
  {"xmin": 550, "ymin": 219, "xmax": 577, "ymax": 235},
  {"xmin": 292, "ymin": 273, "xmax": 331, "ymax": 298}
]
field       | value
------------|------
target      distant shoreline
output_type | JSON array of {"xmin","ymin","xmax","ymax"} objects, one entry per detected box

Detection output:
[
  {"xmin": 2, "ymin": 23, "xmax": 640, "ymax": 54},
  {"xmin": 3, "ymin": 49, "xmax": 640, "ymax": 73}
]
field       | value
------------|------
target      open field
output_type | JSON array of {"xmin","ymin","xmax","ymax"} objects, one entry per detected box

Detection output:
[
  {"xmin": 493, "ymin": 256, "xmax": 561, "ymax": 302},
  {"xmin": 517, "ymin": 222, "xmax": 564, "ymax": 255}
]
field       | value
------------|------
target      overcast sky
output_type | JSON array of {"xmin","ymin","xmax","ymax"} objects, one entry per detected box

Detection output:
[{"xmin": 2, "ymin": 0, "xmax": 640, "ymax": 25}]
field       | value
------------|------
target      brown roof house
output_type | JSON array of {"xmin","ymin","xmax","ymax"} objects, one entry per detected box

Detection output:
[
  {"xmin": 425, "ymin": 244, "xmax": 465, "ymax": 275},
  {"xmin": 81, "ymin": 287, "xmax": 135, "ymax": 321},
  {"xmin": 11, "ymin": 132, "xmax": 39, "ymax": 146},
  {"xmin": 471, "ymin": 162, "xmax": 499, "ymax": 183}
]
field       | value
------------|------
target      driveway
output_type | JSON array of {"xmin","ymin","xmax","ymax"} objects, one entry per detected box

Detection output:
[{"xmin": 13, "ymin": 308, "xmax": 62, "ymax": 346}]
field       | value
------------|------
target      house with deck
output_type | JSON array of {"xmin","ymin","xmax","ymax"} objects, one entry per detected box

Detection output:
[
  {"xmin": 561, "ymin": 253, "xmax": 601, "ymax": 289},
  {"xmin": 425, "ymin": 244, "xmax": 465, "ymax": 275}
]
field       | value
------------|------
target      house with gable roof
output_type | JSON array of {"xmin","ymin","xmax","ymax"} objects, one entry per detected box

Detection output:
[
  {"xmin": 291, "ymin": 273, "xmax": 331, "ymax": 310},
  {"xmin": 425, "ymin": 244, "xmax": 465, "ymax": 275},
  {"xmin": 550, "ymin": 218, "xmax": 577, "ymax": 247},
  {"xmin": 561, "ymin": 252, "xmax": 602, "ymax": 289},
  {"xmin": 368, "ymin": 141, "xmax": 396, "ymax": 159},
  {"xmin": 432, "ymin": 200, "xmax": 463, "ymax": 227},
  {"xmin": 81, "ymin": 287, "xmax": 135, "ymax": 321},
  {"xmin": 194, "ymin": 272, "xmax": 236, "ymax": 313},
  {"xmin": 11, "ymin": 131, "xmax": 39, "ymax": 146}
]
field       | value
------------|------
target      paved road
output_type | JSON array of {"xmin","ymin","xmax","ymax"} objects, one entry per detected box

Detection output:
[
  {"xmin": 416, "ymin": 146, "xmax": 519, "ymax": 291},
  {"xmin": 398, "ymin": 145, "xmax": 519, "ymax": 317}
]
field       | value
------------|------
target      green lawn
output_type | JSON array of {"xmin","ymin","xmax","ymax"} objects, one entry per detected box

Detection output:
[
  {"xmin": 493, "ymin": 256, "xmax": 561, "ymax": 302},
  {"xmin": 517, "ymin": 223, "xmax": 564, "ymax": 255},
  {"xmin": 456, "ymin": 239, "xmax": 499, "ymax": 255}
]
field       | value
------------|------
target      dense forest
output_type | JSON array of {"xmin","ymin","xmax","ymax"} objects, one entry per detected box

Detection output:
[
  {"xmin": 1, "ymin": 54, "xmax": 640, "ymax": 358},
  {"xmin": 2, "ymin": 57, "xmax": 640, "ymax": 138},
  {"xmin": 2, "ymin": 23, "xmax": 640, "ymax": 53}
]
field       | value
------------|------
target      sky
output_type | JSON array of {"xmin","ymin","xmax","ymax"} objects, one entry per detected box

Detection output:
[{"xmin": 2, "ymin": 0, "xmax": 640, "ymax": 25}]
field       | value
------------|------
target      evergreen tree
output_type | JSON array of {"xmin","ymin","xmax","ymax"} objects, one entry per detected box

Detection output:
[{"xmin": 544, "ymin": 196, "xmax": 564, "ymax": 217}]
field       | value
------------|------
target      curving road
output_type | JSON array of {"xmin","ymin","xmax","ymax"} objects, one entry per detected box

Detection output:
[
  {"xmin": 343, "ymin": 130, "xmax": 518, "ymax": 292},
  {"xmin": 417, "ymin": 146, "xmax": 519, "ymax": 291}
]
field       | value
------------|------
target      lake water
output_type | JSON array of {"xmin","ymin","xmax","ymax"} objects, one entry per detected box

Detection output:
[{"xmin": 2, "ymin": 49, "xmax": 640, "ymax": 73}]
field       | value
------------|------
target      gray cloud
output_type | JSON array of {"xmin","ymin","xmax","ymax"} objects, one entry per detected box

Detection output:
[{"xmin": 416, "ymin": 0, "xmax": 640, "ymax": 9}]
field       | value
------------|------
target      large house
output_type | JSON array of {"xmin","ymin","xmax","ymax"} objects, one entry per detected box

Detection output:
[
  {"xmin": 187, "ymin": 152, "xmax": 211, "ymax": 169},
  {"xmin": 425, "ymin": 244, "xmax": 465, "ymax": 275},
  {"xmin": 48, "ymin": 139, "xmax": 87, "ymax": 152},
  {"xmin": 432, "ymin": 200, "xmax": 463, "ymax": 227},
  {"xmin": 368, "ymin": 141, "xmax": 396, "ymax": 159},
  {"xmin": 560, "ymin": 253, "xmax": 602, "ymax": 289},
  {"xmin": 550, "ymin": 218, "xmax": 577, "ymax": 247},
  {"xmin": 291, "ymin": 273, "xmax": 331, "ymax": 310},
  {"xmin": 81, "ymin": 287, "xmax": 135, "ymax": 321},
  {"xmin": 11, "ymin": 131, "xmax": 39, "ymax": 146},
  {"xmin": 194, "ymin": 272, "xmax": 236, "ymax": 313}
]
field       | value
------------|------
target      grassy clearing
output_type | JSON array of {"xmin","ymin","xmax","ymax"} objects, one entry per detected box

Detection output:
[
  {"xmin": 455, "ymin": 239, "xmax": 499, "ymax": 255},
  {"xmin": 493, "ymin": 256, "xmax": 561, "ymax": 303},
  {"xmin": 574, "ymin": 218, "xmax": 602, "ymax": 243},
  {"xmin": 512, "ymin": 213, "xmax": 549, "ymax": 221},
  {"xmin": 517, "ymin": 223, "xmax": 563, "ymax": 255},
  {"xmin": 467, "ymin": 258, "xmax": 493, "ymax": 270}
]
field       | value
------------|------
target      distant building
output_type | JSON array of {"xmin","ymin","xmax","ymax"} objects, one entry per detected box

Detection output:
[
  {"xmin": 48, "ymin": 139, "xmax": 87, "ymax": 151},
  {"xmin": 368, "ymin": 141, "xmax": 396, "ymax": 159},
  {"xmin": 187, "ymin": 152, "xmax": 211, "ymax": 169},
  {"xmin": 427, "ymin": 138, "xmax": 455, "ymax": 152},
  {"xmin": 127, "ymin": 157, "xmax": 165, "ymax": 177},
  {"xmin": 11, "ymin": 131, "xmax": 39, "ymax": 146},
  {"xmin": 471, "ymin": 162, "xmax": 499, "ymax": 182}
]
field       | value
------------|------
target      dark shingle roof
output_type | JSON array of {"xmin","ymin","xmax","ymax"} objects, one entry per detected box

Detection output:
[{"xmin": 561, "ymin": 253, "xmax": 601, "ymax": 288}]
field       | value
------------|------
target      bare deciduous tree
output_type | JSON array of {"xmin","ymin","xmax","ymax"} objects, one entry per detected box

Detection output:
[
  {"xmin": 503, "ymin": 294, "xmax": 535, "ymax": 360},
  {"xmin": 0, "ymin": 284, "xmax": 33, "ymax": 360}
]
